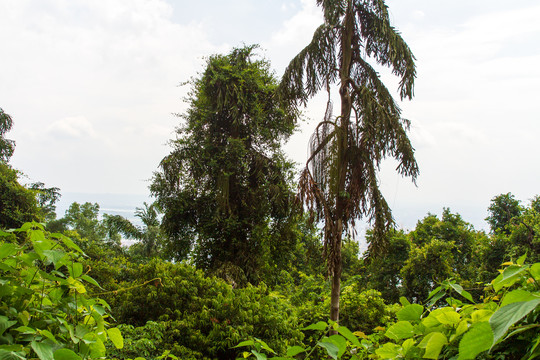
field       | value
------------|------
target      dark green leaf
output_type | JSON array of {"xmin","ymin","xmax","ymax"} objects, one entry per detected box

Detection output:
[
  {"xmin": 286, "ymin": 346, "xmax": 305, "ymax": 357},
  {"xmin": 302, "ymin": 321, "xmax": 327, "ymax": 331},
  {"xmin": 251, "ymin": 350, "xmax": 267, "ymax": 360},
  {"xmin": 317, "ymin": 341, "xmax": 338, "ymax": 360},
  {"xmin": 337, "ymin": 326, "xmax": 361, "ymax": 347},
  {"xmin": 31, "ymin": 341, "xmax": 54, "ymax": 360},
  {"xmin": 490, "ymin": 298, "xmax": 540, "ymax": 345},
  {"xmin": 53, "ymin": 349, "xmax": 82, "ymax": 360},
  {"xmin": 0, "ymin": 244, "xmax": 18, "ymax": 260}
]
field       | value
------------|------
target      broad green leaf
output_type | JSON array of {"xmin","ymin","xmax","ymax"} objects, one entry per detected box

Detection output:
[
  {"xmin": 399, "ymin": 297, "xmax": 411, "ymax": 306},
  {"xmin": 454, "ymin": 320, "xmax": 469, "ymax": 338},
  {"xmin": 255, "ymin": 338, "xmax": 275, "ymax": 354},
  {"xmin": 435, "ymin": 311, "xmax": 460, "ymax": 325},
  {"xmin": 500, "ymin": 290, "xmax": 538, "ymax": 307},
  {"xmin": 14, "ymin": 326, "xmax": 36, "ymax": 334},
  {"xmin": 0, "ymin": 317, "xmax": 17, "ymax": 336},
  {"xmin": 517, "ymin": 253, "xmax": 527, "ymax": 266},
  {"xmin": 251, "ymin": 350, "xmax": 267, "ymax": 360},
  {"xmin": 385, "ymin": 321, "xmax": 414, "ymax": 341},
  {"xmin": 32, "ymin": 238, "xmax": 55, "ymax": 258},
  {"xmin": 375, "ymin": 342, "xmax": 401, "ymax": 359},
  {"xmin": 89, "ymin": 338, "xmax": 105, "ymax": 358},
  {"xmin": 423, "ymin": 332, "xmax": 447, "ymax": 359},
  {"xmin": 427, "ymin": 286, "xmax": 442, "ymax": 300},
  {"xmin": 58, "ymin": 235, "xmax": 83, "ymax": 254},
  {"xmin": 471, "ymin": 310, "xmax": 493, "ymax": 323},
  {"xmin": 492, "ymin": 265, "xmax": 527, "ymax": 292},
  {"xmin": 70, "ymin": 263, "xmax": 83, "ymax": 278},
  {"xmin": 40, "ymin": 330, "xmax": 57, "ymax": 343},
  {"xmin": 317, "ymin": 341, "xmax": 338, "ymax": 360},
  {"xmin": 80, "ymin": 275, "xmax": 102, "ymax": 289},
  {"xmin": 42, "ymin": 250, "xmax": 66, "ymax": 269},
  {"xmin": 66, "ymin": 277, "xmax": 86, "ymax": 294},
  {"xmin": 447, "ymin": 281, "xmax": 473, "ymax": 302},
  {"xmin": 17, "ymin": 311, "xmax": 30, "ymax": 326},
  {"xmin": 0, "ymin": 349, "xmax": 26, "ymax": 360},
  {"xmin": 286, "ymin": 346, "xmax": 305, "ymax": 357},
  {"xmin": 401, "ymin": 338, "xmax": 416, "ymax": 355},
  {"xmin": 233, "ymin": 340, "xmax": 255, "ymax": 348},
  {"xmin": 31, "ymin": 341, "xmax": 54, "ymax": 360},
  {"xmin": 107, "ymin": 327, "xmax": 123, "ymax": 349},
  {"xmin": 458, "ymin": 322, "xmax": 493, "ymax": 360},
  {"xmin": 427, "ymin": 291, "xmax": 445, "ymax": 307},
  {"xmin": 0, "ymin": 243, "xmax": 18, "ymax": 260},
  {"xmin": 337, "ymin": 326, "xmax": 361, "ymax": 347},
  {"xmin": 302, "ymin": 321, "xmax": 327, "ymax": 331},
  {"xmin": 29, "ymin": 229, "xmax": 46, "ymax": 242},
  {"xmin": 53, "ymin": 349, "xmax": 82, "ymax": 360},
  {"xmin": 490, "ymin": 298, "xmax": 540, "ymax": 345},
  {"xmin": 327, "ymin": 335, "xmax": 347, "ymax": 358},
  {"xmin": 531, "ymin": 263, "xmax": 540, "ymax": 280},
  {"xmin": 397, "ymin": 304, "xmax": 424, "ymax": 322}
]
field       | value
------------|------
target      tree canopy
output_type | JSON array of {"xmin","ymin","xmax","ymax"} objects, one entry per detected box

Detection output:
[
  {"xmin": 0, "ymin": 108, "xmax": 15, "ymax": 163},
  {"xmin": 151, "ymin": 45, "xmax": 299, "ymax": 283}
]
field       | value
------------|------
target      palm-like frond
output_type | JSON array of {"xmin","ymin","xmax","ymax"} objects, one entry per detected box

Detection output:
[
  {"xmin": 279, "ymin": 24, "xmax": 339, "ymax": 104},
  {"xmin": 290, "ymin": 0, "xmax": 418, "ymax": 264},
  {"xmin": 104, "ymin": 215, "xmax": 144, "ymax": 240}
]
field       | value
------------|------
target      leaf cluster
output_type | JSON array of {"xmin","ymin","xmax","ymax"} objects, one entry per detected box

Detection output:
[{"xmin": 0, "ymin": 222, "xmax": 123, "ymax": 359}]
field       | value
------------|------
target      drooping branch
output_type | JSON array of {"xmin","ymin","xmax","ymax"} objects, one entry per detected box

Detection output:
[{"xmin": 279, "ymin": 24, "xmax": 339, "ymax": 104}]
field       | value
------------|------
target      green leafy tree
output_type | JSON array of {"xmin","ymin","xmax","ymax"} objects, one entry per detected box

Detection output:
[
  {"xmin": 151, "ymin": 46, "xmax": 298, "ymax": 283},
  {"xmin": 48, "ymin": 202, "xmax": 123, "ymax": 258},
  {"xmin": 400, "ymin": 238, "xmax": 455, "ymax": 303},
  {"xmin": 0, "ymin": 107, "xmax": 15, "ymax": 163},
  {"xmin": 29, "ymin": 182, "xmax": 61, "ymax": 222},
  {"xmin": 364, "ymin": 229, "xmax": 411, "ymax": 303},
  {"xmin": 410, "ymin": 209, "xmax": 477, "ymax": 280},
  {"xmin": 486, "ymin": 192, "xmax": 522, "ymax": 234},
  {"xmin": 0, "ymin": 163, "xmax": 40, "ymax": 229},
  {"xmin": 280, "ymin": 0, "xmax": 418, "ymax": 323}
]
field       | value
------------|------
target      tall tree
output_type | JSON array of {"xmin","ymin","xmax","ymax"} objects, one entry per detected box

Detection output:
[
  {"xmin": 486, "ymin": 193, "xmax": 522, "ymax": 234},
  {"xmin": 0, "ymin": 108, "xmax": 15, "ymax": 163},
  {"xmin": 151, "ymin": 46, "xmax": 298, "ymax": 284},
  {"xmin": 280, "ymin": 0, "xmax": 418, "ymax": 323}
]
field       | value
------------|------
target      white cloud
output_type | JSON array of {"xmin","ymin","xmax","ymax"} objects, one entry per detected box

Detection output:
[{"xmin": 47, "ymin": 116, "xmax": 97, "ymax": 139}]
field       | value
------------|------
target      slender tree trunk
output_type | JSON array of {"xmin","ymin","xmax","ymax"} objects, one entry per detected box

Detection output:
[
  {"xmin": 329, "ymin": 0, "xmax": 354, "ymax": 327},
  {"xmin": 329, "ymin": 219, "xmax": 343, "ymax": 324}
]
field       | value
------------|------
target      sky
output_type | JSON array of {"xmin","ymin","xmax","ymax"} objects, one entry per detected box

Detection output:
[{"xmin": 1, "ymin": 0, "xmax": 539, "ymax": 232}]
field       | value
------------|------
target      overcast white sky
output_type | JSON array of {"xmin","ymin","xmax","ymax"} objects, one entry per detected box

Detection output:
[{"xmin": 1, "ymin": 0, "xmax": 539, "ymax": 231}]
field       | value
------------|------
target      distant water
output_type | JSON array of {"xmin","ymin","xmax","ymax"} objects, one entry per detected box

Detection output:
[{"xmin": 55, "ymin": 192, "xmax": 152, "ymax": 226}]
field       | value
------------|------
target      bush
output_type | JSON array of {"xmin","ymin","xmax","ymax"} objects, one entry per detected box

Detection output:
[
  {"xmin": 89, "ymin": 257, "xmax": 303, "ymax": 359},
  {"xmin": 0, "ymin": 223, "xmax": 122, "ymax": 359}
]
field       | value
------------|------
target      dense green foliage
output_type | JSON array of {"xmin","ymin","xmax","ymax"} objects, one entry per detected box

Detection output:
[
  {"xmin": 0, "ymin": 108, "xmax": 15, "ymax": 163},
  {"xmin": 2, "ymin": 1, "xmax": 540, "ymax": 358},
  {"xmin": 237, "ymin": 256, "xmax": 540, "ymax": 360},
  {"xmin": 0, "ymin": 223, "xmax": 123, "ymax": 359},
  {"xmin": 87, "ymin": 257, "xmax": 303, "ymax": 360},
  {"xmin": 151, "ymin": 46, "xmax": 299, "ymax": 284},
  {"xmin": 0, "ymin": 164, "xmax": 40, "ymax": 229}
]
